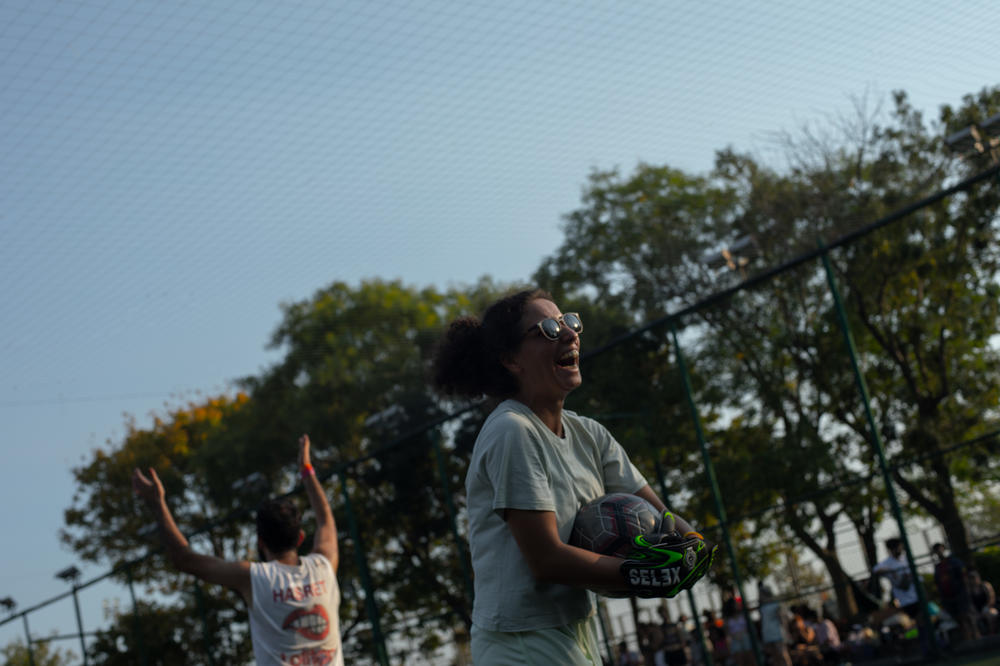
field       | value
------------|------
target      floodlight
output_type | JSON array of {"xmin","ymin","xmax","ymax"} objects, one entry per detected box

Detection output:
[
  {"xmin": 980, "ymin": 111, "xmax": 1000, "ymax": 137},
  {"xmin": 0, "ymin": 596, "xmax": 15, "ymax": 612},
  {"xmin": 702, "ymin": 235, "xmax": 758, "ymax": 273},
  {"xmin": 944, "ymin": 125, "xmax": 983, "ymax": 155},
  {"xmin": 55, "ymin": 565, "xmax": 81, "ymax": 584},
  {"xmin": 364, "ymin": 404, "xmax": 406, "ymax": 429},
  {"xmin": 232, "ymin": 471, "xmax": 267, "ymax": 493}
]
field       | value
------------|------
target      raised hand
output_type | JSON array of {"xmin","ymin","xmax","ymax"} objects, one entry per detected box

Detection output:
[
  {"xmin": 132, "ymin": 467, "xmax": 165, "ymax": 506},
  {"xmin": 298, "ymin": 433, "xmax": 312, "ymax": 470}
]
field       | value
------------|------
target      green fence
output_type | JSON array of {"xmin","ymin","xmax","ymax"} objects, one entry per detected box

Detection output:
[{"xmin": 2, "ymin": 162, "xmax": 999, "ymax": 665}]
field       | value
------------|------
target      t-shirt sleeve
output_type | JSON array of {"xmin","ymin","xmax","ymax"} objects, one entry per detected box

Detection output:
[
  {"xmin": 595, "ymin": 421, "xmax": 647, "ymax": 493},
  {"xmin": 480, "ymin": 414, "xmax": 555, "ymax": 515},
  {"xmin": 305, "ymin": 552, "xmax": 334, "ymax": 576}
]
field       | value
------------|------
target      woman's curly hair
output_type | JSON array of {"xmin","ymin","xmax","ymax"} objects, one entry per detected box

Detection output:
[{"xmin": 431, "ymin": 288, "xmax": 550, "ymax": 399}]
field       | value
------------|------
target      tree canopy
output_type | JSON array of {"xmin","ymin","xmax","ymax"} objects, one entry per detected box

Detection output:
[
  {"xmin": 535, "ymin": 85, "xmax": 1000, "ymax": 615},
  {"xmin": 55, "ymin": 84, "xmax": 1000, "ymax": 662},
  {"xmin": 61, "ymin": 278, "xmax": 511, "ymax": 663}
]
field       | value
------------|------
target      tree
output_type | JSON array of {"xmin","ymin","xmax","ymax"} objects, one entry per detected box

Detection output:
[
  {"xmin": 534, "ymin": 159, "xmax": 881, "ymax": 618},
  {"xmin": 241, "ymin": 277, "xmax": 511, "ymax": 655},
  {"xmin": 534, "ymin": 85, "xmax": 1000, "ymax": 616},
  {"xmin": 61, "ymin": 277, "xmax": 512, "ymax": 663},
  {"xmin": 61, "ymin": 393, "xmax": 260, "ymax": 664},
  {"xmin": 85, "ymin": 595, "xmax": 248, "ymax": 666},
  {"xmin": 773, "ymin": 87, "xmax": 1000, "ymax": 564},
  {"xmin": 1, "ymin": 637, "xmax": 74, "ymax": 666}
]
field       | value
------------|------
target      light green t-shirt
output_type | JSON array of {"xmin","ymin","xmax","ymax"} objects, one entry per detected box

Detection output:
[{"xmin": 466, "ymin": 399, "xmax": 647, "ymax": 632}]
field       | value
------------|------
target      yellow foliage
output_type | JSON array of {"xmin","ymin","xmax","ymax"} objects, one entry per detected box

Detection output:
[{"xmin": 121, "ymin": 393, "xmax": 249, "ymax": 466}]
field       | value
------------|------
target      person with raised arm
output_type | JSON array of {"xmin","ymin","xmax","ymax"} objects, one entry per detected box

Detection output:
[{"xmin": 132, "ymin": 434, "xmax": 343, "ymax": 666}]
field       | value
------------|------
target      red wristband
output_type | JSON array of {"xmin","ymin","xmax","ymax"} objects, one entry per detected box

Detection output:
[{"xmin": 300, "ymin": 464, "xmax": 315, "ymax": 478}]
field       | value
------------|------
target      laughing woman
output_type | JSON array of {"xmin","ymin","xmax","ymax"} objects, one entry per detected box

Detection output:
[{"xmin": 432, "ymin": 288, "xmax": 714, "ymax": 666}]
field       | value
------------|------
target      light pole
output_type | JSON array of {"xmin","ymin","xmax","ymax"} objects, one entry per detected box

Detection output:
[
  {"xmin": 3, "ymin": 596, "xmax": 37, "ymax": 666},
  {"xmin": 55, "ymin": 565, "xmax": 88, "ymax": 666}
]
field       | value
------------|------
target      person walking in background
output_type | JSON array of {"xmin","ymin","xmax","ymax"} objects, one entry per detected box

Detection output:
[
  {"xmin": 131, "ymin": 434, "xmax": 343, "ymax": 666},
  {"xmin": 431, "ymin": 289, "xmax": 716, "ymax": 665},
  {"xmin": 931, "ymin": 542, "xmax": 979, "ymax": 642},
  {"xmin": 758, "ymin": 584, "xmax": 792, "ymax": 666}
]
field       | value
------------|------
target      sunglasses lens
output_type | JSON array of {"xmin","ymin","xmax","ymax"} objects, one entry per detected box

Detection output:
[
  {"xmin": 539, "ymin": 318, "xmax": 561, "ymax": 340},
  {"xmin": 563, "ymin": 313, "xmax": 582, "ymax": 333}
]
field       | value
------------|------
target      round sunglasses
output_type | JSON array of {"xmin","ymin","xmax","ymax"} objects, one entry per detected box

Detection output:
[{"xmin": 525, "ymin": 312, "xmax": 583, "ymax": 340}]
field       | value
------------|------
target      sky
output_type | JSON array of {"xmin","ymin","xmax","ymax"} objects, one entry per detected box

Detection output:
[{"xmin": 0, "ymin": 0, "xmax": 997, "ymax": 657}]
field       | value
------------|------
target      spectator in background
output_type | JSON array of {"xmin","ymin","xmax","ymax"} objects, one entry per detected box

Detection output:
[
  {"xmin": 638, "ymin": 613, "xmax": 664, "ymax": 666},
  {"xmin": 655, "ymin": 607, "xmax": 688, "ymax": 666},
  {"xmin": 845, "ymin": 622, "xmax": 880, "ymax": 662},
  {"xmin": 758, "ymin": 584, "xmax": 792, "ymax": 666},
  {"xmin": 872, "ymin": 537, "xmax": 921, "ymax": 621},
  {"xmin": 703, "ymin": 609, "xmax": 728, "ymax": 665},
  {"xmin": 788, "ymin": 608, "xmax": 822, "ymax": 666},
  {"xmin": 722, "ymin": 596, "xmax": 754, "ymax": 666},
  {"xmin": 680, "ymin": 613, "xmax": 707, "ymax": 666},
  {"xmin": 674, "ymin": 614, "xmax": 695, "ymax": 665},
  {"xmin": 616, "ymin": 640, "xmax": 642, "ymax": 666},
  {"xmin": 931, "ymin": 542, "xmax": 979, "ymax": 642},
  {"xmin": 805, "ymin": 606, "xmax": 842, "ymax": 663},
  {"xmin": 968, "ymin": 569, "xmax": 998, "ymax": 635}
]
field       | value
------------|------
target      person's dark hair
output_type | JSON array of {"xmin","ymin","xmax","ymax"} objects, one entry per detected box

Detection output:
[
  {"xmin": 255, "ymin": 497, "xmax": 302, "ymax": 554},
  {"xmin": 886, "ymin": 537, "xmax": 902, "ymax": 551},
  {"xmin": 431, "ymin": 288, "xmax": 551, "ymax": 398}
]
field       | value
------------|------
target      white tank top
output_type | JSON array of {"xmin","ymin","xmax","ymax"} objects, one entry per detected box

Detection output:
[{"xmin": 249, "ymin": 553, "xmax": 343, "ymax": 666}]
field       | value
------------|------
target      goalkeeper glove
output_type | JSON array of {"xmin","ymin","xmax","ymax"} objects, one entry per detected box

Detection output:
[{"xmin": 619, "ymin": 531, "xmax": 716, "ymax": 598}]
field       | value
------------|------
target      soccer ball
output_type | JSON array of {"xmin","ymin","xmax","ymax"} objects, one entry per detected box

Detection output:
[{"xmin": 569, "ymin": 493, "xmax": 661, "ymax": 558}]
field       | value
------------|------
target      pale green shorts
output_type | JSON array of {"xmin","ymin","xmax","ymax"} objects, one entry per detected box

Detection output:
[{"xmin": 471, "ymin": 616, "xmax": 602, "ymax": 665}]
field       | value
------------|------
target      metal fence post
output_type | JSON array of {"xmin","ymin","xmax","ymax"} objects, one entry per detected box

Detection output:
[
  {"xmin": 654, "ymin": 457, "xmax": 712, "ymax": 666},
  {"xmin": 193, "ymin": 583, "xmax": 216, "ymax": 666},
  {"xmin": 70, "ymin": 584, "xmax": 88, "ymax": 666},
  {"xmin": 670, "ymin": 321, "xmax": 765, "ymax": 666},
  {"xmin": 22, "ymin": 613, "xmax": 35, "ymax": 666},
  {"xmin": 430, "ymin": 431, "xmax": 475, "ymax": 606},
  {"xmin": 820, "ymin": 242, "xmax": 939, "ymax": 655},
  {"xmin": 339, "ymin": 471, "xmax": 389, "ymax": 666},
  {"xmin": 126, "ymin": 564, "xmax": 148, "ymax": 666},
  {"xmin": 594, "ymin": 598, "xmax": 615, "ymax": 665}
]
